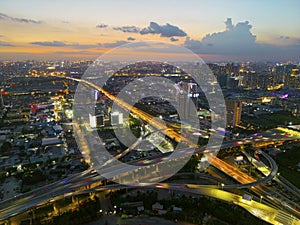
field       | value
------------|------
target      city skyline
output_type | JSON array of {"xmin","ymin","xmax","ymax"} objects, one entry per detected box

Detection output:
[
  {"xmin": 0, "ymin": 0, "xmax": 300, "ymax": 61},
  {"xmin": 1, "ymin": 60, "xmax": 300, "ymax": 225},
  {"xmin": 1, "ymin": 2, "xmax": 300, "ymax": 224}
]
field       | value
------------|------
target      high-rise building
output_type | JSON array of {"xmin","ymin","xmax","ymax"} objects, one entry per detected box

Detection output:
[
  {"xmin": 89, "ymin": 113, "xmax": 105, "ymax": 128},
  {"xmin": 111, "ymin": 112, "xmax": 123, "ymax": 126},
  {"xmin": 226, "ymin": 100, "xmax": 242, "ymax": 127},
  {"xmin": 96, "ymin": 114, "xmax": 105, "ymax": 127},
  {"xmin": 217, "ymin": 74, "xmax": 227, "ymax": 88},
  {"xmin": 0, "ymin": 89, "xmax": 4, "ymax": 109},
  {"xmin": 89, "ymin": 113, "xmax": 97, "ymax": 128},
  {"xmin": 226, "ymin": 76, "xmax": 239, "ymax": 89},
  {"xmin": 175, "ymin": 81, "xmax": 199, "ymax": 121}
]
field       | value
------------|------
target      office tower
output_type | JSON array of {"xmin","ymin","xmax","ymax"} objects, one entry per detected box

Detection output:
[
  {"xmin": 226, "ymin": 100, "xmax": 242, "ymax": 127},
  {"xmin": 0, "ymin": 89, "xmax": 4, "ymax": 112},
  {"xmin": 111, "ymin": 112, "xmax": 123, "ymax": 126}
]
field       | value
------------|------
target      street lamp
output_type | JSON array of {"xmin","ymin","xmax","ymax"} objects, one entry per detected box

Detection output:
[
  {"xmin": 221, "ymin": 183, "xmax": 224, "ymax": 190},
  {"xmin": 260, "ymin": 196, "xmax": 263, "ymax": 203}
]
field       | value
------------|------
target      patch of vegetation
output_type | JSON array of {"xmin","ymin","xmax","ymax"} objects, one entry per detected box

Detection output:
[
  {"xmin": 32, "ymin": 196, "xmax": 101, "ymax": 225},
  {"xmin": 242, "ymin": 111, "xmax": 299, "ymax": 129},
  {"xmin": 179, "ymin": 155, "xmax": 200, "ymax": 173},
  {"xmin": 22, "ymin": 169, "xmax": 47, "ymax": 185},
  {"xmin": 217, "ymin": 146, "xmax": 242, "ymax": 159},
  {"xmin": 276, "ymin": 145, "xmax": 300, "ymax": 188}
]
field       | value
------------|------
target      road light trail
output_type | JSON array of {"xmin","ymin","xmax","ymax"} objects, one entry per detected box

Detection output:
[{"xmin": 55, "ymin": 75, "xmax": 300, "ymax": 222}]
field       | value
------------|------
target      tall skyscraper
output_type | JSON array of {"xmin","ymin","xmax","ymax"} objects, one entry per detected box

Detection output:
[
  {"xmin": 89, "ymin": 113, "xmax": 105, "ymax": 128},
  {"xmin": 226, "ymin": 100, "xmax": 242, "ymax": 127},
  {"xmin": 111, "ymin": 112, "xmax": 123, "ymax": 126},
  {"xmin": 0, "ymin": 89, "xmax": 4, "ymax": 109}
]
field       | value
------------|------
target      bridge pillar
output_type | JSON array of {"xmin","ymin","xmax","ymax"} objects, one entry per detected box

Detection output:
[
  {"xmin": 89, "ymin": 192, "xmax": 95, "ymax": 200},
  {"xmin": 72, "ymin": 196, "xmax": 76, "ymax": 204},
  {"xmin": 53, "ymin": 203, "xmax": 60, "ymax": 215}
]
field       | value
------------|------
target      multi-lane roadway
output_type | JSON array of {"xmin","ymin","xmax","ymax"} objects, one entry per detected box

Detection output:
[{"xmin": 1, "ymin": 75, "xmax": 299, "ymax": 225}]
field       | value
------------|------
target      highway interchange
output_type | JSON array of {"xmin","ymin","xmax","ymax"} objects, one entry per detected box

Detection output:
[{"xmin": 0, "ymin": 75, "xmax": 300, "ymax": 225}]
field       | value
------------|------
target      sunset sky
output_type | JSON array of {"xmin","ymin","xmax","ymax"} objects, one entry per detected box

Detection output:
[{"xmin": 0, "ymin": 0, "xmax": 300, "ymax": 61}]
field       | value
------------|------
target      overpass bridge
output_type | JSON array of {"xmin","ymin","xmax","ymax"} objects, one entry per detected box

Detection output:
[{"xmin": 1, "ymin": 75, "xmax": 299, "ymax": 224}]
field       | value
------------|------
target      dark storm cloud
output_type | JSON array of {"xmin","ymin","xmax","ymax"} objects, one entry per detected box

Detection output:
[
  {"xmin": 127, "ymin": 37, "xmax": 136, "ymax": 41},
  {"xmin": 96, "ymin": 23, "xmax": 108, "ymax": 28},
  {"xmin": 0, "ymin": 12, "xmax": 41, "ymax": 24},
  {"xmin": 170, "ymin": 37, "xmax": 179, "ymax": 42},
  {"xmin": 113, "ymin": 26, "xmax": 140, "ymax": 33},
  {"xmin": 140, "ymin": 22, "xmax": 187, "ymax": 37},
  {"xmin": 0, "ymin": 41, "xmax": 13, "ymax": 46}
]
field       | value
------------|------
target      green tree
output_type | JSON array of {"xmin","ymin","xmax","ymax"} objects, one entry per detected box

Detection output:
[{"xmin": 0, "ymin": 141, "xmax": 11, "ymax": 153}]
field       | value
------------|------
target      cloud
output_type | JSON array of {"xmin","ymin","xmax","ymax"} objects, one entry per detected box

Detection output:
[
  {"xmin": 140, "ymin": 22, "xmax": 187, "ymax": 37},
  {"xmin": 113, "ymin": 26, "xmax": 140, "ymax": 33},
  {"xmin": 279, "ymin": 36, "xmax": 290, "ymax": 39},
  {"xmin": 170, "ymin": 37, "xmax": 179, "ymax": 42},
  {"xmin": 111, "ymin": 22, "xmax": 186, "ymax": 38},
  {"xmin": 184, "ymin": 18, "xmax": 300, "ymax": 60},
  {"xmin": 55, "ymin": 51, "xmax": 93, "ymax": 55},
  {"xmin": 103, "ymin": 40, "xmax": 129, "ymax": 48},
  {"xmin": 202, "ymin": 18, "xmax": 256, "ymax": 50},
  {"xmin": 71, "ymin": 43, "xmax": 102, "ymax": 49},
  {"xmin": 126, "ymin": 41, "xmax": 149, "ymax": 48},
  {"xmin": 96, "ymin": 23, "xmax": 108, "ymax": 28},
  {"xmin": 0, "ymin": 41, "xmax": 13, "ymax": 46},
  {"xmin": 0, "ymin": 12, "xmax": 41, "ymax": 24},
  {"xmin": 184, "ymin": 18, "xmax": 257, "ymax": 55},
  {"xmin": 183, "ymin": 37, "xmax": 203, "ymax": 51},
  {"xmin": 30, "ymin": 41, "xmax": 67, "ymax": 47},
  {"xmin": 127, "ymin": 37, "xmax": 136, "ymax": 41},
  {"xmin": 101, "ymin": 40, "xmax": 150, "ymax": 48},
  {"xmin": 30, "ymin": 40, "xmax": 101, "ymax": 49}
]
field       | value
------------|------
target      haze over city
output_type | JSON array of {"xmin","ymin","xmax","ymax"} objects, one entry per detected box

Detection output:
[
  {"xmin": 0, "ymin": 0, "xmax": 300, "ymax": 61},
  {"xmin": 1, "ymin": 1, "xmax": 300, "ymax": 225}
]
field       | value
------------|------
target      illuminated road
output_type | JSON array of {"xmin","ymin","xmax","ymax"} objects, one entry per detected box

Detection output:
[
  {"xmin": 74, "ymin": 182, "xmax": 300, "ymax": 225},
  {"xmin": 1, "ymin": 75, "xmax": 299, "ymax": 224},
  {"xmin": 68, "ymin": 76, "xmax": 300, "ymax": 223},
  {"xmin": 68, "ymin": 76, "xmax": 300, "ymax": 221},
  {"xmin": 70, "ymin": 76, "xmax": 272, "ymax": 188},
  {"xmin": 0, "ymin": 143, "xmax": 298, "ymax": 224},
  {"xmin": 65, "ymin": 75, "xmax": 294, "ymax": 191}
]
